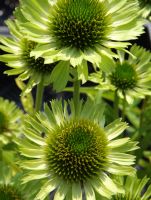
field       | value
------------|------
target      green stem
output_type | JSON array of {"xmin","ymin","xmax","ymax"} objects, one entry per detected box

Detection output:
[
  {"xmin": 136, "ymin": 97, "xmax": 148, "ymax": 162},
  {"xmin": 139, "ymin": 97, "xmax": 148, "ymax": 136},
  {"xmin": 73, "ymin": 79, "xmax": 80, "ymax": 117},
  {"xmin": 35, "ymin": 80, "xmax": 44, "ymax": 112},
  {"xmin": 114, "ymin": 90, "xmax": 119, "ymax": 119},
  {"xmin": 122, "ymin": 92, "xmax": 126, "ymax": 121}
]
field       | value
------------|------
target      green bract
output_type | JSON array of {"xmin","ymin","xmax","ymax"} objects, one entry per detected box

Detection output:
[
  {"xmin": 111, "ymin": 176, "xmax": 151, "ymax": 200},
  {"xmin": 0, "ymin": 97, "xmax": 22, "ymax": 145},
  {"xmin": 0, "ymin": 19, "xmax": 69, "ymax": 93},
  {"xmin": 18, "ymin": 99, "xmax": 138, "ymax": 200},
  {"xmin": 17, "ymin": 0, "xmax": 144, "ymax": 80}
]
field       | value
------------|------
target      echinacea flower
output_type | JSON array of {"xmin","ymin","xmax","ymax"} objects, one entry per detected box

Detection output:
[
  {"xmin": 89, "ymin": 44, "xmax": 151, "ymax": 103},
  {"xmin": 17, "ymin": 99, "xmax": 138, "ymax": 200},
  {"xmin": 111, "ymin": 176, "xmax": 151, "ymax": 200},
  {"xmin": 17, "ymin": 0, "xmax": 144, "ymax": 80},
  {"xmin": 0, "ymin": 19, "xmax": 69, "ymax": 93},
  {"xmin": 109, "ymin": 44, "xmax": 151, "ymax": 103},
  {"xmin": 0, "ymin": 97, "xmax": 22, "ymax": 145},
  {"xmin": 0, "ymin": 184, "xmax": 25, "ymax": 200},
  {"xmin": 0, "ymin": 160, "xmax": 46, "ymax": 200}
]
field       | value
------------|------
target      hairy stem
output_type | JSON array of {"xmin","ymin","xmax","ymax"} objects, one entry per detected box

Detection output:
[
  {"xmin": 122, "ymin": 92, "xmax": 126, "ymax": 121},
  {"xmin": 114, "ymin": 89, "xmax": 119, "ymax": 119},
  {"xmin": 73, "ymin": 79, "xmax": 80, "ymax": 117}
]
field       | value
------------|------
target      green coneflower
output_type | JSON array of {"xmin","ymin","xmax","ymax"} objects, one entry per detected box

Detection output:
[
  {"xmin": 0, "ymin": 184, "xmax": 24, "ymax": 200},
  {"xmin": 17, "ymin": 0, "xmax": 144, "ymax": 79},
  {"xmin": 111, "ymin": 176, "xmax": 151, "ymax": 200},
  {"xmin": 0, "ymin": 97, "xmax": 22, "ymax": 145},
  {"xmin": 17, "ymin": 99, "xmax": 138, "ymax": 200},
  {"xmin": 109, "ymin": 45, "xmax": 151, "ymax": 103},
  {"xmin": 89, "ymin": 44, "xmax": 151, "ymax": 103},
  {"xmin": 0, "ymin": 19, "xmax": 69, "ymax": 93}
]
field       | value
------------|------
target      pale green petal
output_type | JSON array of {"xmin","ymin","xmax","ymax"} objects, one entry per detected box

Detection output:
[
  {"xmin": 21, "ymin": 6, "xmax": 48, "ymax": 29},
  {"xmin": 0, "ymin": 54, "xmax": 20, "ymax": 62},
  {"xmin": 51, "ymin": 99, "xmax": 65, "ymax": 125},
  {"xmin": 23, "ymin": 129, "xmax": 45, "ymax": 146},
  {"xmin": 34, "ymin": 179, "xmax": 59, "ymax": 200},
  {"xmin": 54, "ymin": 182, "xmax": 69, "ymax": 200},
  {"xmin": 25, "ymin": 115, "xmax": 48, "ymax": 134},
  {"xmin": 72, "ymin": 183, "xmax": 82, "ymax": 200},
  {"xmin": 108, "ymin": 138, "xmax": 130, "ymax": 148},
  {"xmin": 6, "ymin": 19, "xmax": 22, "ymax": 39},
  {"xmin": 22, "ymin": 170, "xmax": 48, "ymax": 183},
  {"xmin": 107, "ymin": 164, "xmax": 136, "ymax": 176},
  {"xmin": 0, "ymin": 36, "xmax": 20, "ymax": 51},
  {"xmin": 91, "ymin": 178, "xmax": 113, "ymax": 198},
  {"xmin": 20, "ymin": 147, "xmax": 44, "ymax": 158},
  {"xmin": 99, "ymin": 173, "xmax": 124, "ymax": 194},
  {"xmin": 108, "ymin": 152, "xmax": 135, "ymax": 165},
  {"xmin": 105, "ymin": 119, "xmax": 128, "ymax": 140},
  {"xmin": 107, "ymin": 0, "xmax": 127, "ymax": 14},
  {"xmin": 21, "ymin": 159, "xmax": 47, "ymax": 170},
  {"xmin": 5, "ymin": 68, "xmax": 25, "ymax": 75},
  {"xmin": 142, "ymin": 184, "xmax": 151, "ymax": 200},
  {"xmin": 84, "ymin": 182, "xmax": 95, "ymax": 200},
  {"xmin": 44, "ymin": 103, "xmax": 57, "ymax": 126}
]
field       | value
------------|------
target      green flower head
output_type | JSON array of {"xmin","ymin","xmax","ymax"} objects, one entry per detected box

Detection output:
[
  {"xmin": 111, "ymin": 176, "xmax": 151, "ymax": 200},
  {"xmin": 16, "ymin": 0, "xmax": 144, "ymax": 81},
  {"xmin": 0, "ymin": 97, "xmax": 22, "ymax": 145},
  {"xmin": 0, "ymin": 184, "xmax": 24, "ymax": 200},
  {"xmin": 18, "ymin": 99, "xmax": 138, "ymax": 200},
  {"xmin": 0, "ymin": 19, "xmax": 69, "ymax": 93},
  {"xmin": 109, "ymin": 44, "xmax": 151, "ymax": 103}
]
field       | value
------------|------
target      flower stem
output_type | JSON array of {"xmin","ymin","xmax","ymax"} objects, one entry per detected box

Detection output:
[
  {"xmin": 114, "ymin": 90, "xmax": 119, "ymax": 119},
  {"xmin": 35, "ymin": 80, "xmax": 44, "ymax": 112},
  {"xmin": 73, "ymin": 79, "xmax": 80, "ymax": 117},
  {"xmin": 122, "ymin": 92, "xmax": 126, "ymax": 121},
  {"xmin": 139, "ymin": 97, "xmax": 148, "ymax": 136}
]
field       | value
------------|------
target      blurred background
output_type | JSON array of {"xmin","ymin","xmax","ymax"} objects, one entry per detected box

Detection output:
[{"xmin": 0, "ymin": 0, "xmax": 20, "ymax": 102}]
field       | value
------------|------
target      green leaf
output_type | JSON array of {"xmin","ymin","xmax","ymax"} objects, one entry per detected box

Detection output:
[
  {"xmin": 50, "ymin": 61, "xmax": 70, "ymax": 92},
  {"xmin": 15, "ymin": 78, "xmax": 34, "ymax": 114}
]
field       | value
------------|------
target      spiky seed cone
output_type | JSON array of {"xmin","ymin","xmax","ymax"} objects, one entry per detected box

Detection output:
[{"xmin": 46, "ymin": 119, "xmax": 108, "ymax": 182}]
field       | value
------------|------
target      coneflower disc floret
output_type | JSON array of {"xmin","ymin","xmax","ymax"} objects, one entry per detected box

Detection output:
[
  {"xmin": 21, "ymin": 39, "xmax": 55, "ymax": 74},
  {"xmin": 50, "ymin": 0, "xmax": 110, "ymax": 50},
  {"xmin": 46, "ymin": 119, "xmax": 108, "ymax": 182},
  {"xmin": 110, "ymin": 62, "xmax": 138, "ymax": 91}
]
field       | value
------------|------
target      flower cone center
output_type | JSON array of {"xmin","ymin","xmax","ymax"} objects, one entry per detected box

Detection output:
[
  {"xmin": 46, "ymin": 119, "xmax": 108, "ymax": 182},
  {"xmin": 110, "ymin": 62, "xmax": 137, "ymax": 90},
  {"xmin": 22, "ymin": 40, "xmax": 55, "ymax": 73},
  {"xmin": 50, "ymin": 0, "xmax": 110, "ymax": 50}
]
